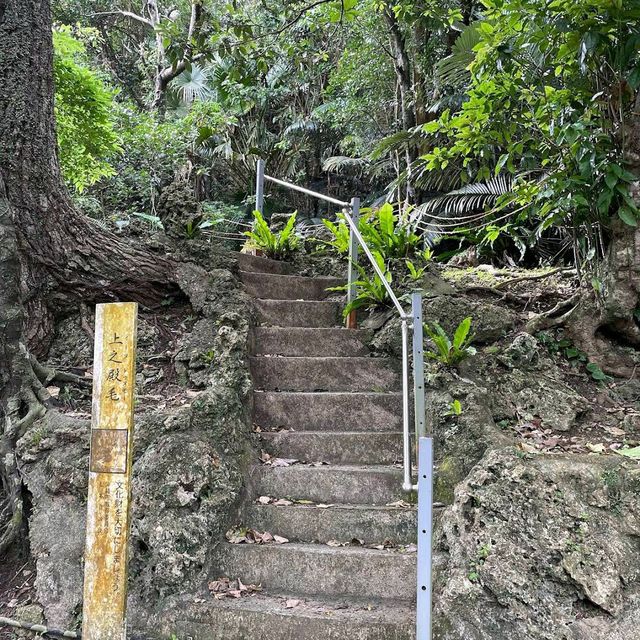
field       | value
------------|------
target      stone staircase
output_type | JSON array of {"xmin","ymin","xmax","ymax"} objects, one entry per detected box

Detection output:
[{"xmin": 162, "ymin": 253, "xmax": 419, "ymax": 639}]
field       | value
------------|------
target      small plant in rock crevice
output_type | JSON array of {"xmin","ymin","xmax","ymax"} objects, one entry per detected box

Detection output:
[
  {"xmin": 537, "ymin": 332, "xmax": 613, "ymax": 383},
  {"xmin": 446, "ymin": 399, "xmax": 463, "ymax": 416},
  {"xmin": 425, "ymin": 317, "xmax": 476, "ymax": 366},
  {"xmin": 468, "ymin": 543, "xmax": 491, "ymax": 583},
  {"xmin": 244, "ymin": 210, "xmax": 299, "ymax": 260}
]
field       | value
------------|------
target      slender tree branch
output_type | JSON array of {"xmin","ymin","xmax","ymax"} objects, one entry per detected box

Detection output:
[{"xmin": 90, "ymin": 10, "xmax": 153, "ymax": 28}]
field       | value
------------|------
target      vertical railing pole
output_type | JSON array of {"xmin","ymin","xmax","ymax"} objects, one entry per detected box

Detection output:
[
  {"xmin": 346, "ymin": 197, "xmax": 360, "ymax": 329},
  {"xmin": 401, "ymin": 318, "xmax": 413, "ymax": 492},
  {"xmin": 255, "ymin": 158, "xmax": 265, "ymax": 215},
  {"xmin": 412, "ymin": 292, "xmax": 426, "ymax": 441},
  {"xmin": 417, "ymin": 436, "xmax": 434, "ymax": 640}
]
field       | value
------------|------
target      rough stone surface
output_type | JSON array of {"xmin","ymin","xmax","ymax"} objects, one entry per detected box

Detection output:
[
  {"xmin": 434, "ymin": 448, "xmax": 640, "ymax": 640},
  {"xmin": 242, "ymin": 503, "xmax": 418, "ymax": 545},
  {"xmin": 15, "ymin": 248, "xmax": 256, "ymax": 629}
]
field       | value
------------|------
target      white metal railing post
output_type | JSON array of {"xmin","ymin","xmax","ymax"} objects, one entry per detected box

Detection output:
[
  {"xmin": 412, "ymin": 292, "xmax": 426, "ymax": 440},
  {"xmin": 346, "ymin": 197, "xmax": 360, "ymax": 329},
  {"xmin": 255, "ymin": 159, "xmax": 265, "ymax": 214},
  {"xmin": 417, "ymin": 436, "xmax": 434, "ymax": 640}
]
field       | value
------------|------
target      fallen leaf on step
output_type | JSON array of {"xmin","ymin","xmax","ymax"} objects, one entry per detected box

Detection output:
[
  {"xmin": 274, "ymin": 535, "xmax": 289, "ymax": 544},
  {"xmin": 273, "ymin": 498, "xmax": 293, "ymax": 506},
  {"xmin": 257, "ymin": 496, "xmax": 272, "ymax": 505},
  {"xmin": 386, "ymin": 500, "xmax": 412, "ymax": 509},
  {"xmin": 208, "ymin": 576, "xmax": 262, "ymax": 598},
  {"xmin": 316, "ymin": 504, "xmax": 334, "ymax": 509},
  {"xmin": 326, "ymin": 540, "xmax": 345, "ymax": 547},
  {"xmin": 285, "ymin": 599, "xmax": 302, "ymax": 609},
  {"xmin": 271, "ymin": 458, "xmax": 299, "ymax": 467},
  {"xmin": 587, "ymin": 442, "xmax": 605, "ymax": 453},
  {"xmin": 46, "ymin": 386, "xmax": 60, "ymax": 398}
]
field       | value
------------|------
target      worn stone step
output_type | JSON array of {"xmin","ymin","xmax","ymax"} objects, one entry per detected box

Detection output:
[
  {"xmin": 250, "ymin": 464, "xmax": 405, "ymax": 505},
  {"xmin": 241, "ymin": 271, "xmax": 344, "ymax": 300},
  {"xmin": 155, "ymin": 592, "xmax": 416, "ymax": 640},
  {"xmin": 255, "ymin": 299, "xmax": 342, "ymax": 328},
  {"xmin": 254, "ymin": 392, "xmax": 403, "ymax": 431},
  {"xmin": 216, "ymin": 542, "xmax": 416, "ymax": 601},
  {"xmin": 236, "ymin": 252, "xmax": 296, "ymax": 275},
  {"xmin": 243, "ymin": 503, "xmax": 418, "ymax": 545},
  {"xmin": 260, "ymin": 431, "xmax": 403, "ymax": 465},
  {"xmin": 252, "ymin": 327, "xmax": 371, "ymax": 357},
  {"xmin": 250, "ymin": 357, "xmax": 401, "ymax": 392}
]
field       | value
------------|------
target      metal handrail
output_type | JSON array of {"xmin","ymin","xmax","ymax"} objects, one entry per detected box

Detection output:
[{"xmin": 254, "ymin": 160, "xmax": 432, "ymax": 639}]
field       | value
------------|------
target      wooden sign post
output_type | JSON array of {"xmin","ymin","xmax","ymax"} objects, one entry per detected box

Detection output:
[{"xmin": 82, "ymin": 302, "xmax": 138, "ymax": 640}]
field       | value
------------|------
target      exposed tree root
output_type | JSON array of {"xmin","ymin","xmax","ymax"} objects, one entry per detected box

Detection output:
[
  {"xmin": 29, "ymin": 354, "xmax": 91, "ymax": 389},
  {"xmin": 0, "ymin": 362, "xmax": 47, "ymax": 555},
  {"xmin": 494, "ymin": 267, "xmax": 575, "ymax": 290},
  {"xmin": 525, "ymin": 292, "xmax": 582, "ymax": 334}
]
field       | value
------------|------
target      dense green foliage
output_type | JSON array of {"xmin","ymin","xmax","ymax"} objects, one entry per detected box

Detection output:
[
  {"xmin": 51, "ymin": 0, "xmax": 640, "ymax": 282},
  {"xmin": 421, "ymin": 0, "xmax": 640, "ymax": 259},
  {"xmin": 53, "ymin": 26, "xmax": 120, "ymax": 191}
]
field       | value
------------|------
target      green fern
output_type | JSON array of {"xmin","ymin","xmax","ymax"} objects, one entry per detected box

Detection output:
[
  {"xmin": 329, "ymin": 251, "xmax": 392, "ymax": 317},
  {"xmin": 425, "ymin": 317, "xmax": 476, "ymax": 365},
  {"xmin": 244, "ymin": 210, "xmax": 299, "ymax": 259}
]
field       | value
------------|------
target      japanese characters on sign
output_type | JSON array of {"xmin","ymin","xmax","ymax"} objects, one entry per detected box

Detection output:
[{"xmin": 83, "ymin": 302, "xmax": 138, "ymax": 640}]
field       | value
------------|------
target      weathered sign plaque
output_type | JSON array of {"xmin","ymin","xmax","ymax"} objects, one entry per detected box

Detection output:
[{"xmin": 82, "ymin": 302, "xmax": 138, "ymax": 640}]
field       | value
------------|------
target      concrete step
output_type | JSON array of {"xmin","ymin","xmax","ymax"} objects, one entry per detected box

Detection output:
[
  {"xmin": 156, "ymin": 592, "xmax": 416, "ymax": 640},
  {"xmin": 216, "ymin": 542, "xmax": 416, "ymax": 601},
  {"xmin": 241, "ymin": 271, "xmax": 344, "ymax": 300},
  {"xmin": 253, "ymin": 392, "xmax": 403, "ymax": 431},
  {"xmin": 250, "ymin": 464, "xmax": 405, "ymax": 505},
  {"xmin": 250, "ymin": 357, "xmax": 401, "ymax": 392},
  {"xmin": 252, "ymin": 327, "xmax": 371, "ymax": 357},
  {"xmin": 259, "ymin": 431, "xmax": 403, "ymax": 465},
  {"xmin": 236, "ymin": 252, "xmax": 296, "ymax": 275},
  {"xmin": 255, "ymin": 299, "xmax": 342, "ymax": 328},
  {"xmin": 243, "ymin": 503, "xmax": 418, "ymax": 545}
]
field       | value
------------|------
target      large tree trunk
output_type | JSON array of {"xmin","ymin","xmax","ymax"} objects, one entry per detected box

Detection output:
[{"xmin": 0, "ymin": 0, "xmax": 179, "ymax": 553}]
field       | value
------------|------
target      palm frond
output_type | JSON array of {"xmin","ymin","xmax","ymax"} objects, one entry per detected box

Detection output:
[
  {"xmin": 171, "ymin": 64, "xmax": 212, "ymax": 104},
  {"xmin": 370, "ymin": 129, "xmax": 426, "ymax": 161},
  {"xmin": 410, "ymin": 175, "xmax": 514, "ymax": 237},
  {"xmin": 322, "ymin": 155, "xmax": 369, "ymax": 173},
  {"xmin": 435, "ymin": 24, "xmax": 482, "ymax": 87},
  {"xmin": 283, "ymin": 119, "xmax": 320, "ymax": 137}
]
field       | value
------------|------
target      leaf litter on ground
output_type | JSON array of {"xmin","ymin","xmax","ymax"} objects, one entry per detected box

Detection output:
[
  {"xmin": 208, "ymin": 576, "xmax": 262, "ymax": 599},
  {"xmin": 226, "ymin": 525, "xmax": 289, "ymax": 545}
]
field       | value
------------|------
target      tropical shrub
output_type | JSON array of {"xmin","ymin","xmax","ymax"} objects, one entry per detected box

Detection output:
[
  {"xmin": 321, "ymin": 203, "xmax": 422, "ymax": 261},
  {"xmin": 359, "ymin": 203, "xmax": 421, "ymax": 259},
  {"xmin": 244, "ymin": 210, "xmax": 299, "ymax": 259},
  {"xmin": 421, "ymin": 0, "xmax": 640, "ymax": 260}
]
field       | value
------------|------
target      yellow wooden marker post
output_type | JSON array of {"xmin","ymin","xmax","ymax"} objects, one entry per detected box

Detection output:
[{"xmin": 82, "ymin": 302, "xmax": 138, "ymax": 640}]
